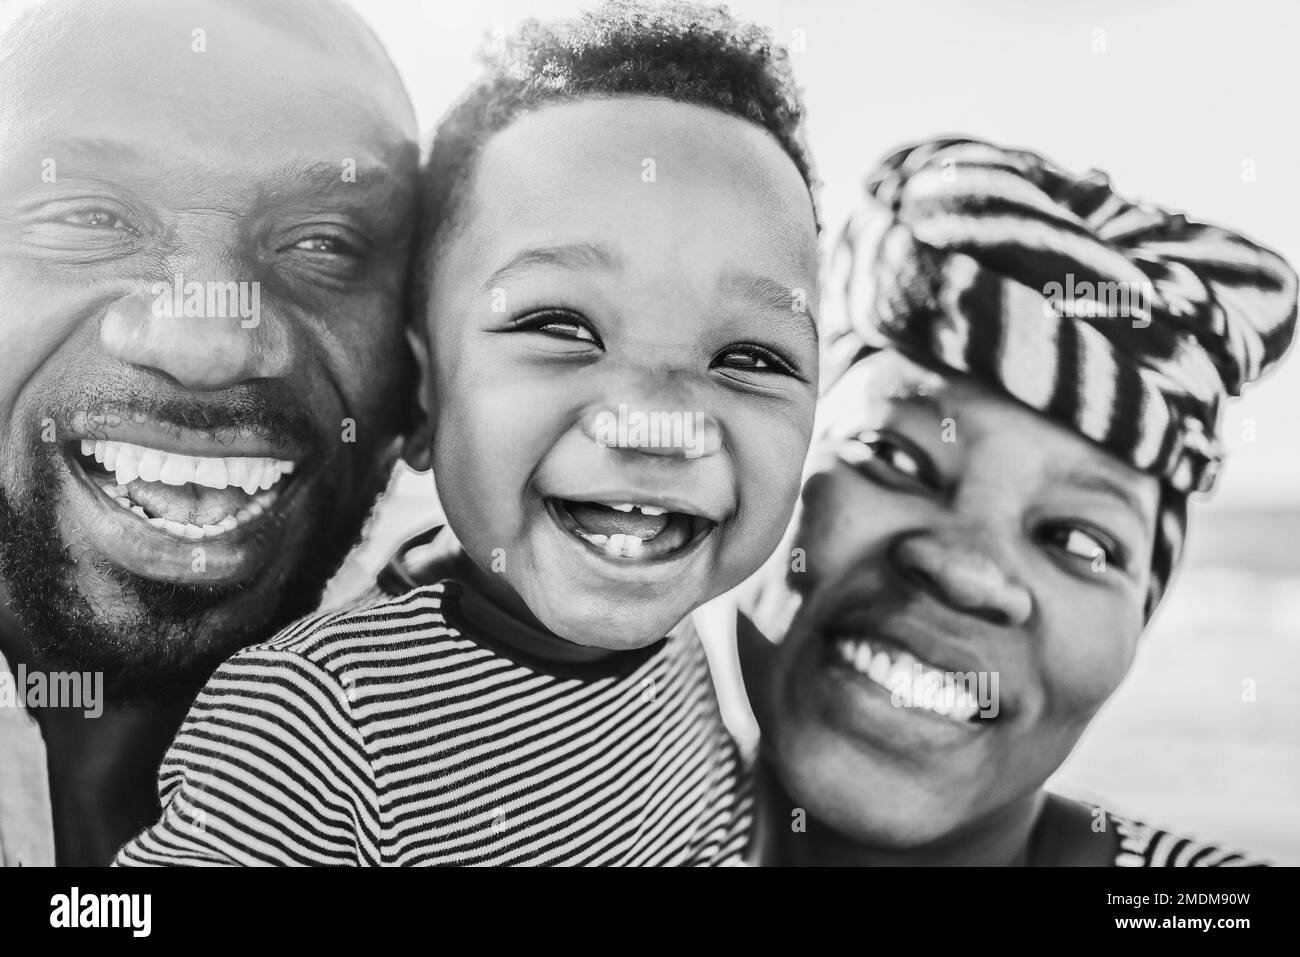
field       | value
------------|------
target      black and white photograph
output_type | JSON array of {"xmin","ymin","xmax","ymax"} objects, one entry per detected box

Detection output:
[{"xmin": 0, "ymin": 0, "xmax": 1294, "ymax": 935}]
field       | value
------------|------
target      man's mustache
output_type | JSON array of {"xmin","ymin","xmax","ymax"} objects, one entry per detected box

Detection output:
[{"xmin": 54, "ymin": 388, "xmax": 322, "ymax": 453}]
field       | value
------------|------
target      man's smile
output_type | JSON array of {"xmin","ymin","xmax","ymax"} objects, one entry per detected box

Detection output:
[
  {"xmin": 75, "ymin": 438, "xmax": 295, "ymax": 540},
  {"xmin": 55, "ymin": 420, "xmax": 312, "ymax": 586}
]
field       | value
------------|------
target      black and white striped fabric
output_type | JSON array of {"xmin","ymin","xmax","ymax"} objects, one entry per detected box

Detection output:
[
  {"xmin": 825, "ymin": 137, "xmax": 1298, "ymax": 614},
  {"xmin": 113, "ymin": 582, "xmax": 749, "ymax": 866},
  {"xmin": 1106, "ymin": 812, "xmax": 1264, "ymax": 867}
]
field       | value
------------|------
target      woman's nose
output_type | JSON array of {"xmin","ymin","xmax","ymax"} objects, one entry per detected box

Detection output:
[{"xmin": 889, "ymin": 530, "xmax": 1033, "ymax": 627}]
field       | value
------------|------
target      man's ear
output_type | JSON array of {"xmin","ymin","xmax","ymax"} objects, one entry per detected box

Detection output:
[{"xmin": 401, "ymin": 322, "xmax": 434, "ymax": 473}]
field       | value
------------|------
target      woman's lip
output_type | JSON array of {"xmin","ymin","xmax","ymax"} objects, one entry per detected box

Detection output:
[
  {"xmin": 59, "ymin": 445, "xmax": 306, "ymax": 585},
  {"xmin": 800, "ymin": 650, "xmax": 991, "ymax": 757}
]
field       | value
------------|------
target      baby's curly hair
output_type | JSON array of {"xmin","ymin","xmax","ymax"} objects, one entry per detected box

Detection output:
[{"xmin": 416, "ymin": 0, "xmax": 816, "ymax": 291}]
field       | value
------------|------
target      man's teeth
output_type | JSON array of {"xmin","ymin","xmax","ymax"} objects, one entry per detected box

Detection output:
[
  {"xmin": 833, "ymin": 637, "xmax": 982, "ymax": 722},
  {"xmin": 80, "ymin": 439, "xmax": 294, "ymax": 495},
  {"xmin": 100, "ymin": 483, "xmax": 276, "ymax": 540}
]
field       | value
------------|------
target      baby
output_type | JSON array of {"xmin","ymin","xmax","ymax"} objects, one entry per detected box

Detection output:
[{"xmin": 116, "ymin": 0, "xmax": 820, "ymax": 865}]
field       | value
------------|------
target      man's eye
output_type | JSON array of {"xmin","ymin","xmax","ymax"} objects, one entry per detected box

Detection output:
[
  {"xmin": 714, "ymin": 345, "xmax": 795, "ymax": 375},
  {"xmin": 291, "ymin": 236, "xmax": 356, "ymax": 256},
  {"xmin": 61, "ymin": 208, "xmax": 131, "ymax": 230}
]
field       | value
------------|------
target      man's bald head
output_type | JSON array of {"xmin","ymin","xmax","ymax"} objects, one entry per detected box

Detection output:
[{"xmin": 0, "ymin": 0, "xmax": 415, "ymax": 142}]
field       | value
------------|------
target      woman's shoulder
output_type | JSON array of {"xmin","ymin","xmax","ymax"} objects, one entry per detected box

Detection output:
[{"xmin": 1033, "ymin": 792, "xmax": 1268, "ymax": 867}]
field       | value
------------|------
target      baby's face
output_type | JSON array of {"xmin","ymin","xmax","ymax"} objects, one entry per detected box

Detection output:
[{"xmin": 423, "ymin": 98, "xmax": 819, "ymax": 649}]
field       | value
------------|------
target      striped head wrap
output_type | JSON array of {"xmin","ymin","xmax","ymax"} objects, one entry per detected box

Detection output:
[{"xmin": 824, "ymin": 137, "xmax": 1298, "ymax": 615}]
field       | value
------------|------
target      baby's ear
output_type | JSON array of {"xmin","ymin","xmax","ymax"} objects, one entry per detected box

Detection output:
[{"xmin": 401, "ymin": 323, "xmax": 434, "ymax": 473}]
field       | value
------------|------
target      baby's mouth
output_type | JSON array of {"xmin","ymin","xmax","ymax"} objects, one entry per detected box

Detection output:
[
  {"xmin": 547, "ymin": 497, "xmax": 714, "ymax": 561},
  {"xmin": 69, "ymin": 438, "xmax": 296, "ymax": 540}
]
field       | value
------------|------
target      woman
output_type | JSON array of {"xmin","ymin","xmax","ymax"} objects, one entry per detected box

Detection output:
[{"xmin": 737, "ymin": 137, "xmax": 1297, "ymax": 866}]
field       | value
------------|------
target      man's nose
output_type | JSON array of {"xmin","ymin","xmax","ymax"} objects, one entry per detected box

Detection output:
[
  {"xmin": 577, "ymin": 372, "xmax": 723, "ymax": 460},
  {"xmin": 99, "ymin": 282, "xmax": 292, "ymax": 392},
  {"xmin": 889, "ymin": 530, "xmax": 1033, "ymax": 627}
]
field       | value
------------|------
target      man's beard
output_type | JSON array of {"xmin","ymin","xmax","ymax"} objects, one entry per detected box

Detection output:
[{"xmin": 0, "ymin": 442, "xmax": 389, "ymax": 706}]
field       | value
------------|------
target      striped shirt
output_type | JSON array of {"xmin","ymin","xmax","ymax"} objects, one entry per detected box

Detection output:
[
  {"xmin": 1106, "ymin": 811, "xmax": 1265, "ymax": 868},
  {"xmin": 114, "ymin": 581, "xmax": 749, "ymax": 866}
]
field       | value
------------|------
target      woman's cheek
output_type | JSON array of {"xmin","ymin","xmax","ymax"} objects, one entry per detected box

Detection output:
[{"xmin": 1038, "ymin": 589, "xmax": 1144, "ymax": 718}]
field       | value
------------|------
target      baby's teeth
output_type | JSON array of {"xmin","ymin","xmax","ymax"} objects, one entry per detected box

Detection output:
[
  {"xmin": 136, "ymin": 448, "xmax": 164, "ymax": 483},
  {"xmin": 639, "ymin": 505, "xmax": 667, "ymax": 516},
  {"xmin": 610, "ymin": 503, "xmax": 635, "ymax": 513},
  {"xmin": 158, "ymin": 453, "xmax": 196, "ymax": 487},
  {"xmin": 604, "ymin": 533, "xmax": 644, "ymax": 556},
  {"xmin": 194, "ymin": 457, "xmax": 228, "ymax": 490}
]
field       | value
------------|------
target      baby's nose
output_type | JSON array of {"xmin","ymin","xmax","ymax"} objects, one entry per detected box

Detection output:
[{"xmin": 579, "ymin": 402, "xmax": 722, "ymax": 459}]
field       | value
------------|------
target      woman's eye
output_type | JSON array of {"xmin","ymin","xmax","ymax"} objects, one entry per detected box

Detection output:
[
  {"xmin": 1045, "ymin": 525, "xmax": 1120, "ymax": 568},
  {"xmin": 839, "ymin": 431, "xmax": 937, "ymax": 493},
  {"xmin": 714, "ymin": 346, "xmax": 794, "ymax": 375},
  {"xmin": 873, "ymin": 441, "xmax": 924, "ymax": 480}
]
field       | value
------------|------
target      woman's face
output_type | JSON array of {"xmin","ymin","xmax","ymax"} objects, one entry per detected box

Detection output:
[{"xmin": 740, "ymin": 350, "xmax": 1160, "ymax": 848}]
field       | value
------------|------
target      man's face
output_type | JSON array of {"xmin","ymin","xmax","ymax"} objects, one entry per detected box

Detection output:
[
  {"xmin": 0, "ymin": 0, "xmax": 417, "ymax": 697},
  {"xmin": 424, "ymin": 98, "xmax": 820, "ymax": 650},
  {"xmin": 740, "ymin": 350, "xmax": 1159, "ymax": 847}
]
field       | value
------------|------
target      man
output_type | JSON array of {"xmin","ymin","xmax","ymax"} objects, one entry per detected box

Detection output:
[{"xmin": 0, "ymin": 0, "xmax": 419, "ymax": 864}]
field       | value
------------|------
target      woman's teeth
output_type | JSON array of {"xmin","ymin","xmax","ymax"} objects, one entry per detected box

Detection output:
[
  {"xmin": 99, "ymin": 483, "xmax": 279, "ymax": 540},
  {"xmin": 79, "ymin": 439, "xmax": 294, "ymax": 495},
  {"xmin": 833, "ymin": 636, "xmax": 982, "ymax": 722}
]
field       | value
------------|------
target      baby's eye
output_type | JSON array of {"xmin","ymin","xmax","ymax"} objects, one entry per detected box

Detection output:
[
  {"xmin": 513, "ymin": 310, "xmax": 602, "ymax": 346},
  {"xmin": 537, "ymin": 318, "xmax": 597, "ymax": 342},
  {"xmin": 713, "ymin": 345, "xmax": 795, "ymax": 375}
]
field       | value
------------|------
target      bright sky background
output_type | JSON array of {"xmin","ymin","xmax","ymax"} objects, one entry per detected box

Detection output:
[
  {"xmin": 2, "ymin": 0, "xmax": 1294, "ymax": 505},
  {"xmin": 360, "ymin": 0, "xmax": 1300, "ymax": 509}
]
